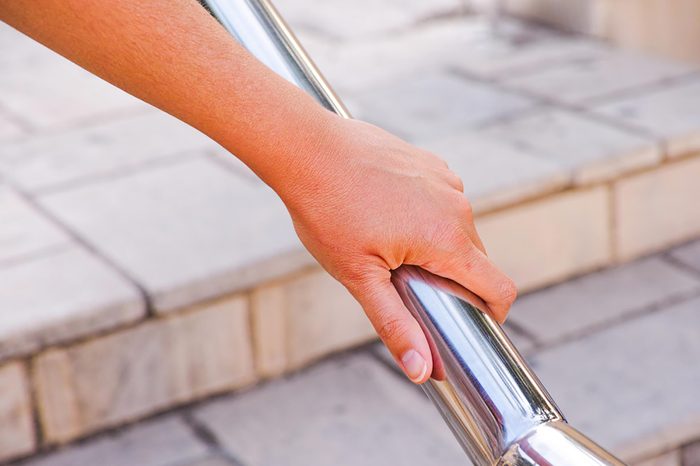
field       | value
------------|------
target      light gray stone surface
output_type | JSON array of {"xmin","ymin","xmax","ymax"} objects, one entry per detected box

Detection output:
[
  {"xmin": 354, "ymin": 72, "xmax": 534, "ymax": 142},
  {"xmin": 502, "ymin": 323, "xmax": 537, "ymax": 355},
  {"xmin": 39, "ymin": 156, "xmax": 309, "ymax": 312},
  {"xmin": 21, "ymin": 416, "xmax": 208, "ymax": 466},
  {"xmin": 0, "ymin": 42, "xmax": 143, "ymax": 130},
  {"xmin": 476, "ymin": 187, "xmax": 611, "ymax": 292},
  {"xmin": 0, "ymin": 246, "xmax": 145, "ymax": 360},
  {"xmin": 274, "ymin": 0, "xmax": 461, "ymax": 40},
  {"xmin": 0, "ymin": 111, "xmax": 221, "ymax": 192},
  {"xmin": 0, "ymin": 113, "xmax": 23, "ymax": 142},
  {"xmin": 682, "ymin": 441, "xmax": 700, "ymax": 466},
  {"xmin": 595, "ymin": 78, "xmax": 700, "ymax": 158},
  {"xmin": 669, "ymin": 240, "xmax": 700, "ymax": 274},
  {"xmin": 180, "ymin": 457, "xmax": 232, "ymax": 466},
  {"xmin": 453, "ymin": 33, "xmax": 608, "ymax": 79},
  {"xmin": 614, "ymin": 156, "xmax": 700, "ymax": 260},
  {"xmin": 0, "ymin": 362, "xmax": 35, "ymax": 462},
  {"xmin": 193, "ymin": 354, "xmax": 468, "ymax": 466},
  {"xmin": 634, "ymin": 450, "xmax": 681, "ymax": 466},
  {"xmin": 420, "ymin": 132, "xmax": 569, "ymax": 213},
  {"xmin": 504, "ymin": 51, "xmax": 695, "ymax": 104},
  {"xmin": 0, "ymin": 185, "xmax": 70, "ymax": 265},
  {"xmin": 509, "ymin": 257, "xmax": 700, "ymax": 345},
  {"xmin": 252, "ymin": 268, "xmax": 375, "ymax": 373},
  {"xmin": 482, "ymin": 109, "xmax": 661, "ymax": 184},
  {"xmin": 299, "ymin": 17, "xmax": 563, "ymax": 95},
  {"xmin": 0, "ymin": 22, "xmax": 56, "ymax": 68},
  {"xmin": 181, "ymin": 457, "xmax": 233, "ymax": 466},
  {"xmin": 530, "ymin": 296, "xmax": 700, "ymax": 462},
  {"xmin": 299, "ymin": 18, "xmax": 486, "ymax": 96},
  {"xmin": 33, "ymin": 296, "xmax": 254, "ymax": 444}
]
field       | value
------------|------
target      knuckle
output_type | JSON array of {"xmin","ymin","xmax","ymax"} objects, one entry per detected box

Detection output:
[
  {"xmin": 455, "ymin": 176, "xmax": 465, "ymax": 193},
  {"xmin": 376, "ymin": 316, "xmax": 410, "ymax": 345},
  {"xmin": 497, "ymin": 278, "xmax": 518, "ymax": 304},
  {"xmin": 460, "ymin": 244, "xmax": 482, "ymax": 270},
  {"xmin": 452, "ymin": 194, "xmax": 473, "ymax": 218},
  {"xmin": 446, "ymin": 170, "xmax": 464, "ymax": 192},
  {"xmin": 424, "ymin": 150, "xmax": 449, "ymax": 169}
]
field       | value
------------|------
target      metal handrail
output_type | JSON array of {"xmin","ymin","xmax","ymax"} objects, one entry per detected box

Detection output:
[{"xmin": 200, "ymin": 1, "xmax": 626, "ymax": 464}]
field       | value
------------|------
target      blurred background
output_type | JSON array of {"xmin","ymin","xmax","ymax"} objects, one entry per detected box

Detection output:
[{"xmin": 1, "ymin": 0, "xmax": 700, "ymax": 465}]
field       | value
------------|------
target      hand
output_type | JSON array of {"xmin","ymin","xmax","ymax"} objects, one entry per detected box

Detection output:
[{"xmin": 279, "ymin": 116, "xmax": 517, "ymax": 384}]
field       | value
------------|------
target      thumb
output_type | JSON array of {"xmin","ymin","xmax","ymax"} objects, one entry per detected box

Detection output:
[
  {"xmin": 349, "ymin": 269, "xmax": 433, "ymax": 384},
  {"xmin": 423, "ymin": 237, "xmax": 517, "ymax": 324}
]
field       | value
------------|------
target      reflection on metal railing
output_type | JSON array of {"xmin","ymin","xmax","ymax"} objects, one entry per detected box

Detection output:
[
  {"xmin": 392, "ymin": 266, "xmax": 624, "ymax": 465},
  {"xmin": 199, "ymin": 1, "xmax": 626, "ymax": 464}
]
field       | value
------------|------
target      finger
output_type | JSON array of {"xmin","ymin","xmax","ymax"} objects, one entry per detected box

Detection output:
[
  {"xmin": 461, "ymin": 220, "xmax": 486, "ymax": 255},
  {"xmin": 350, "ymin": 270, "xmax": 434, "ymax": 384},
  {"xmin": 440, "ymin": 169, "xmax": 464, "ymax": 193},
  {"xmin": 419, "ymin": 148, "xmax": 450, "ymax": 170},
  {"xmin": 450, "ymin": 194, "xmax": 486, "ymax": 254},
  {"xmin": 423, "ymin": 240, "xmax": 517, "ymax": 323}
]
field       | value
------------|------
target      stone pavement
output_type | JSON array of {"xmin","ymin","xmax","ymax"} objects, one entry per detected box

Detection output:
[
  {"xmin": 7, "ymin": 240, "xmax": 700, "ymax": 466},
  {"xmin": 3, "ymin": 0, "xmax": 700, "ymax": 462}
]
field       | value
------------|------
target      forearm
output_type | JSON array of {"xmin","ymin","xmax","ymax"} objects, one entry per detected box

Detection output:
[
  {"xmin": 1, "ymin": 0, "xmax": 518, "ymax": 384},
  {"xmin": 0, "ymin": 0, "xmax": 336, "ymax": 198}
]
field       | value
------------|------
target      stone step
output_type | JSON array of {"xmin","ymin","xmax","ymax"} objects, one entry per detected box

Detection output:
[
  {"xmin": 2, "ymin": 9, "xmax": 700, "ymax": 463},
  {"xmin": 10, "ymin": 272, "xmax": 700, "ymax": 466}
]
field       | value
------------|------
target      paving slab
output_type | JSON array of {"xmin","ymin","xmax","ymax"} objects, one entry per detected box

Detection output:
[
  {"xmin": 634, "ymin": 450, "xmax": 681, "ymax": 466},
  {"xmin": 683, "ymin": 441, "xmax": 700, "ymax": 466},
  {"xmin": 482, "ymin": 108, "xmax": 661, "ymax": 185},
  {"xmin": 476, "ymin": 187, "xmax": 611, "ymax": 292},
  {"xmin": 0, "ymin": 111, "xmax": 221, "ymax": 193},
  {"xmin": 19, "ymin": 416, "xmax": 208, "ymax": 466},
  {"xmin": 0, "ymin": 246, "xmax": 145, "ymax": 361},
  {"xmin": 669, "ymin": 240, "xmax": 700, "ymax": 274},
  {"xmin": 0, "ymin": 112, "xmax": 24, "ymax": 142},
  {"xmin": 193, "ymin": 354, "xmax": 468, "ymax": 466},
  {"xmin": 504, "ymin": 51, "xmax": 695, "ymax": 105},
  {"xmin": 299, "ymin": 18, "xmax": 486, "ymax": 97},
  {"xmin": 419, "ymin": 131, "xmax": 568, "ymax": 213},
  {"xmin": 594, "ymin": 78, "xmax": 700, "ymax": 158},
  {"xmin": 300, "ymin": 17, "xmax": 551, "ymax": 96},
  {"xmin": 0, "ymin": 42, "xmax": 144, "ymax": 130},
  {"xmin": 274, "ymin": 0, "xmax": 461, "ymax": 40},
  {"xmin": 252, "ymin": 268, "xmax": 375, "ymax": 374},
  {"xmin": 509, "ymin": 257, "xmax": 700, "ymax": 345},
  {"xmin": 614, "ymin": 156, "xmax": 700, "ymax": 260},
  {"xmin": 501, "ymin": 322, "xmax": 537, "ymax": 355},
  {"xmin": 353, "ymin": 71, "xmax": 534, "ymax": 142},
  {"xmin": 0, "ymin": 22, "xmax": 56, "ymax": 68},
  {"xmin": 0, "ymin": 185, "xmax": 70, "ymax": 265},
  {"xmin": 38, "ymin": 156, "xmax": 310, "ymax": 312},
  {"xmin": 180, "ymin": 457, "xmax": 233, "ymax": 466},
  {"xmin": 453, "ymin": 32, "xmax": 608, "ymax": 79},
  {"xmin": 529, "ymin": 295, "xmax": 700, "ymax": 462},
  {"xmin": 0, "ymin": 362, "xmax": 35, "ymax": 462},
  {"xmin": 33, "ymin": 295, "xmax": 254, "ymax": 444}
]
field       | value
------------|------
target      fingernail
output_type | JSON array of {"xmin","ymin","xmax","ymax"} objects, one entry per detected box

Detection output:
[{"xmin": 401, "ymin": 349, "xmax": 428, "ymax": 383}]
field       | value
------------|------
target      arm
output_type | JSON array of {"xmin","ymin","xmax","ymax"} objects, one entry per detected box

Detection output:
[{"xmin": 0, "ymin": 0, "xmax": 516, "ymax": 383}]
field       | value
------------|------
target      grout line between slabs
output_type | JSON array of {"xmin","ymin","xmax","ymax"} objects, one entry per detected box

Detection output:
[
  {"xmin": 661, "ymin": 248, "xmax": 700, "ymax": 280},
  {"xmin": 181, "ymin": 409, "xmax": 246, "ymax": 466},
  {"xmin": 532, "ymin": 287, "xmax": 700, "ymax": 355},
  {"xmin": 5, "ymin": 183, "xmax": 156, "ymax": 318}
]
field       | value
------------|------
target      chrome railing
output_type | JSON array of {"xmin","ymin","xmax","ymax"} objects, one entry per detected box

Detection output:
[{"xmin": 200, "ymin": 1, "xmax": 626, "ymax": 464}]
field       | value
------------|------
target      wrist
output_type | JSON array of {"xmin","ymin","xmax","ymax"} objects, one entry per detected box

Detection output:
[{"xmin": 220, "ymin": 96, "xmax": 347, "ymax": 205}]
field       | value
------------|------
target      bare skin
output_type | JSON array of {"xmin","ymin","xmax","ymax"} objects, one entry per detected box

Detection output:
[{"xmin": 0, "ymin": 0, "xmax": 516, "ymax": 384}]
